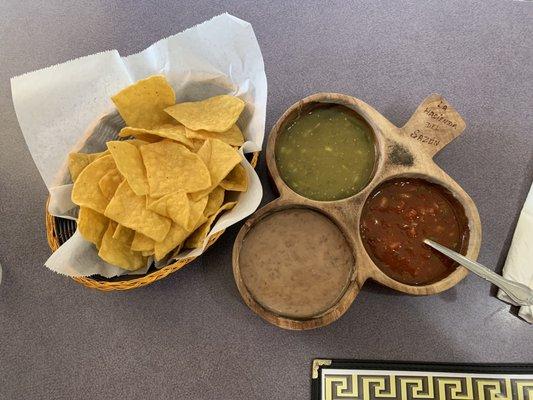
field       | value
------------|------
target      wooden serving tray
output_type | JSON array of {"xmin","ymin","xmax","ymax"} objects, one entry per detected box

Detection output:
[{"xmin": 233, "ymin": 93, "xmax": 482, "ymax": 330}]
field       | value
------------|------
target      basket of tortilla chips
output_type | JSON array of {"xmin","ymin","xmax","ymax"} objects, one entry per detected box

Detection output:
[{"xmin": 45, "ymin": 75, "xmax": 259, "ymax": 291}]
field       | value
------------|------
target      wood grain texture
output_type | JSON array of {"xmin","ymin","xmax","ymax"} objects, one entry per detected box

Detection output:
[{"xmin": 233, "ymin": 93, "xmax": 482, "ymax": 330}]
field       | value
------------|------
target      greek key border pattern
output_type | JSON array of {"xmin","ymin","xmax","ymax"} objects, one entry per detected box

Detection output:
[{"xmin": 322, "ymin": 371, "xmax": 533, "ymax": 400}]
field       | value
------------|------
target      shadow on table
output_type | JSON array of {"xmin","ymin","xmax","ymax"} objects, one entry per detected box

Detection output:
[{"xmin": 362, "ymin": 279, "xmax": 458, "ymax": 303}]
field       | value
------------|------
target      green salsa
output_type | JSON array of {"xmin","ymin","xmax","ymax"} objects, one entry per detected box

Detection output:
[{"xmin": 275, "ymin": 105, "xmax": 376, "ymax": 201}]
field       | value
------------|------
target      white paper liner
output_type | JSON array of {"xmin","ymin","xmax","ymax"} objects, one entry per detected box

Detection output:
[
  {"xmin": 11, "ymin": 14, "xmax": 267, "ymax": 278},
  {"xmin": 497, "ymin": 181, "xmax": 533, "ymax": 323}
]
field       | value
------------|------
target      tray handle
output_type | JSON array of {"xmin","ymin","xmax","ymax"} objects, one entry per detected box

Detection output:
[{"xmin": 401, "ymin": 93, "xmax": 466, "ymax": 158}]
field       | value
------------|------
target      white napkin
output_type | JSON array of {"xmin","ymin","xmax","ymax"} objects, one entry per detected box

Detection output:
[
  {"xmin": 11, "ymin": 13, "xmax": 267, "ymax": 278},
  {"xmin": 497, "ymin": 181, "xmax": 533, "ymax": 323}
]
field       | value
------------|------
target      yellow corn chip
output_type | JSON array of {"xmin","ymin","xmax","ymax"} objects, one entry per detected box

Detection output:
[
  {"xmin": 142, "ymin": 250, "xmax": 154, "ymax": 257},
  {"xmin": 98, "ymin": 168, "xmax": 123, "ymax": 201},
  {"xmin": 145, "ymin": 195, "xmax": 166, "ymax": 215},
  {"xmin": 119, "ymin": 124, "xmax": 194, "ymax": 149},
  {"xmin": 190, "ymin": 139, "xmax": 241, "ymax": 200},
  {"xmin": 131, "ymin": 232, "xmax": 155, "ymax": 252},
  {"xmin": 185, "ymin": 202, "xmax": 237, "ymax": 249},
  {"xmin": 68, "ymin": 150, "xmax": 108, "ymax": 182},
  {"xmin": 190, "ymin": 139, "xmax": 205, "ymax": 152},
  {"xmin": 170, "ymin": 244, "xmax": 183, "ymax": 258},
  {"xmin": 111, "ymin": 75, "xmax": 176, "ymax": 129},
  {"xmin": 166, "ymin": 193, "xmax": 191, "ymax": 228},
  {"xmin": 184, "ymin": 124, "xmax": 245, "ymax": 147},
  {"xmin": 72, "ymin": 154, "xmax": 116, "ymax": 213},
  {"xmin": 220, "ymin": 164, "xmax": 248, "ymax": 192},
  {"xmin": 152, "ymin": 196, "xmax": 207, "ymax": 261},
  {"xmin": 104, "ymin": 181, "xmax": 171, "ymax": 242},
  {"xmin": 164, "ymin": 95, "xmax": 245, "ymax": 132},
  {"xmin": 154, "ymin": 223, "xmax": 190, "ymax": 261},
  {"xmin": 77, "ymin": 207, "xmax": 108, "ymax": 247},
  {"xmin": 204, "ymin": 186, "xmax": 225, "ymax": 217},
  {"xmin": 69, "ymin": 153, "xmax": 98, "ymax": 182},
  {"xmin": 140, "ymin": 140, "xmax": 211, "ymax": 196},
  {"xmin": 99, "ymin": 221, "xmax": 146, "ymax": 271},
  {"xmin": 112, "ymin": 224, "xmax": 135, "ymax": 246},
  {"xmin": 127, "ymin": 133, "xmax": 162, "ymax": 143},
  {"xmin": 128, "ymin": 139, "xmax": 150, "ymax": 148},
  {"xmin": 107, "ymin": 141, "xmax": 149, "ymax": 196},
  {"xmin": 186, "ymin": 195, "xmax": 209, "ymax": 231},
  {"xmin": 147, "ymin": 192, "xmax": 190, "ymax": 229}
]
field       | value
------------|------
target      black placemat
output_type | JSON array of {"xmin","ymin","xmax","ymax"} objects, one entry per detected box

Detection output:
[{"xmin": 311, "ymin": 359, "xmax": 533, "ymax": 400}]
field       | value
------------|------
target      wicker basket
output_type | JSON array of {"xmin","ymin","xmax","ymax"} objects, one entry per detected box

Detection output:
[{"xmin": 44, "ymin": 109, "xmax": 260, "ymax": 291}]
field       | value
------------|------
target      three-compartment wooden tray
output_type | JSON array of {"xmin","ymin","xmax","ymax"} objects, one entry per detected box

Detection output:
[{"xmin": 233, "ymin": 93, "xmax": 482, "ymax": 330}]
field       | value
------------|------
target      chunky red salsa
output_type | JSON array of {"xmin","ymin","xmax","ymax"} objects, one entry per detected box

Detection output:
[{"xmin": 360, "ymin": 178, "xmax": 469, "ymax": 285}]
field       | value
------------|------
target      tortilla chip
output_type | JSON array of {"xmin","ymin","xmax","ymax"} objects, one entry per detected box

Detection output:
[
  {"xmin": 119, "ymin": 124, "xmax": 194, "ymax": 149},
  {"xmin": 185, "ymin": 202, "xmax": 237, "ymax": 249},
  {"xmin": 219, "ymin": 164, "xmax": 248, "ymax": 192},
  {"xmin": 111, "ymin": 75, "xmax": 176, "ymax": 129},
  {"xmin": 184, "ymin": 124, "xmax": 244, "ymax": 147},
  {"xmin": 104, "ymin": 180, "xmax": 171, "ymax": 242},
  {"xmin": 168, "ymin": 244, "xmax": 184, "ymax": 259},
  {"xmin": 128, "ymin": 139, "xmax": 151, "ymax": 148},
  {"xmin": 68, "ymin": 151, "xmax": 108, "ymax": 182},
  {"xmin": 186, "ymin": 195, "xmax": 209, "ymax": 231},
  {"xmin": 131, "ymin": 232, "xmax": 155, "ymax": 252},
  {"xmin": 98, "ymin": 168, "xmax": 123, "ymax": 201},
  {"xmin": 77, "ymin": 207, "xmax": 108, "ymax": 247},
  {"xmin": 145, "ymin": 196, "xmax": 166, "ymax": 215},
  {"xmin": 204, "ymin": 186, "xmax": 225, "ymax": 217},
  {"xmin": 154, "ymin": 223, "xmax": 190, "ymax": 261},
  {"xmin": 153, "ymin": 198, "xmax": 209, "ymax": 260},
  {"xmin": 190, "ymin": 139, "xmax": 205, "ymax": 153},
  {"xmin": 72, "ymin": 154, "xmax": 116, "ymax": 213},
  {"xmin": 164, "ymin": 95, "xmax": 245, "ymax": 132},
  {"xmin": 112, "ymin": 224, "xmax": 135, "ymax": 246},
  {"xmin": 147, "ymin": 192, "xmax": 190, "ymax": 229},
  {"xmin": 140, "ymin": 140, "xmax": 211, "ymax": 197},
  {"xmin": 69, "ymin": 153, "xmax": 97, "ymax": 182},
  {"xmin": 99, "ymin": 221, "xmax": 145, "ymax": 271},
  {"xmin": 142, "ymin": 250, "xmax": 154, "ymax": 257},
  {"xmin": 107, "ymin": 141, "xmax": 149, "ymax": 196},
  {"xmin": 125, "ymin": 132, "xmax": 162, "ymax": 143},
  {"xmin": 190, "ymin": 139, "xmax": 241, "ymax": 200}
]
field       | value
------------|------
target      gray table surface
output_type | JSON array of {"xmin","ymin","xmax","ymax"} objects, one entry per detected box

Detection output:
[{"xmin": 1, "ymin": 0, "xmax": 532, "ymax": 398}]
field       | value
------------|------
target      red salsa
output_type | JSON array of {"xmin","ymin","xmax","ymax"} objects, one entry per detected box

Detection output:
[{"xmin": 360, "ymin": 178, "xmax": 469, "ymax": 285}]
